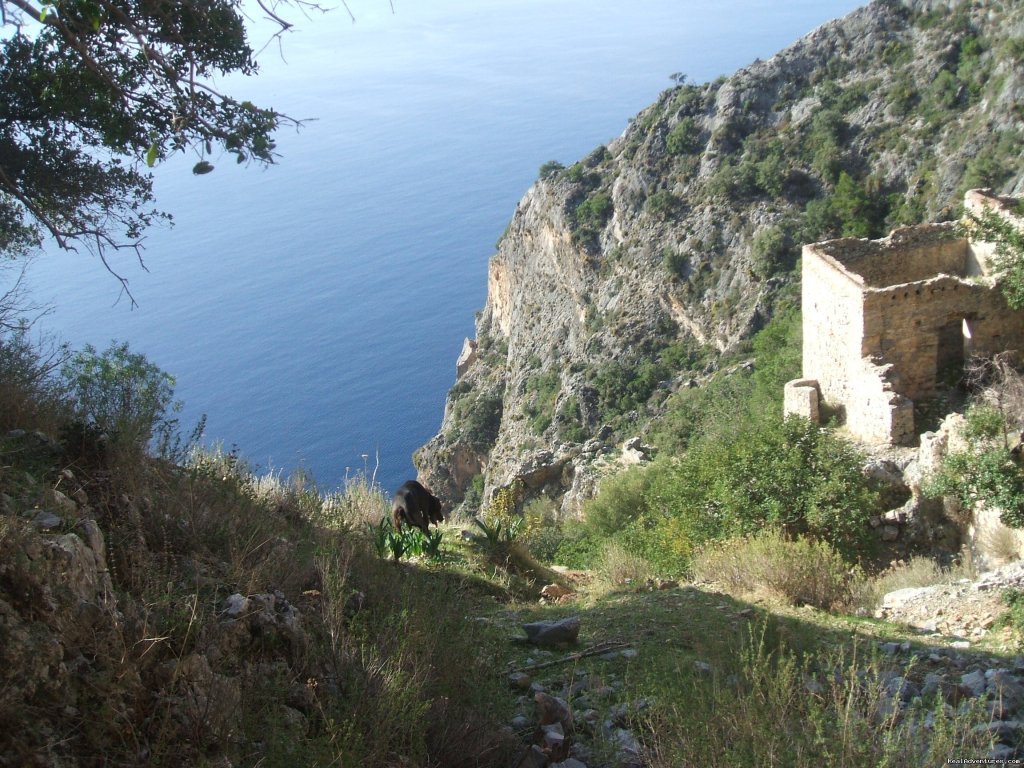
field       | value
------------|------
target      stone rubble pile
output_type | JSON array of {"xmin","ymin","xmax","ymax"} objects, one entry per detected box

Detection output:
[
  {"xmin": 876, "ymin": 559, "xmax": 1024, "ymax": 642},
  {"xmin": 870, "ymin": 640, "xmax": 1024, "ymax": 761},
  {"xmin": 506, "ymin": 616, "xmax": 647, "ymax": 768}
]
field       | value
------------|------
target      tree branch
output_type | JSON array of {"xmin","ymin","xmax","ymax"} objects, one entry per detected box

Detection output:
[
  {"xmin": 0, "ymin": 163, "xmax": 143, "ymax": 308},
  {"xmin": 507, "ymin": 641, "xmax": 633, "ymax": 675},
  {"xmin": 4, "ymin": 0, "xmax": 42, "ymax": 21}
]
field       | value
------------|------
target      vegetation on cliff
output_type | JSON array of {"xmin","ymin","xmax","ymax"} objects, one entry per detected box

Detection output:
[{"xmin": 418, "ymin": 0, "xmax": 1024, "ymax": 514}]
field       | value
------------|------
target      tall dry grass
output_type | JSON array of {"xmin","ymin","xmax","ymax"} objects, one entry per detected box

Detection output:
[
  {"xmin": 691, "ymin": 530, "xmax": 856, "ymax": 610},
  {"xmin": 643, "ymin": 628, "xmax": 994, "ymax": 767}
]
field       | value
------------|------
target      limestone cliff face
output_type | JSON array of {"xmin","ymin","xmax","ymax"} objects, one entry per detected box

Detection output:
[{"xmin": 416, "ymin": 0, "xmax": 1024, "ymax": 514}]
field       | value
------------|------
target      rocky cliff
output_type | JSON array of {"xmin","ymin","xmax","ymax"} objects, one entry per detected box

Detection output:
[{"xmin": 416, "ymin": 0, "xmax": 1024, "ymax": 515}]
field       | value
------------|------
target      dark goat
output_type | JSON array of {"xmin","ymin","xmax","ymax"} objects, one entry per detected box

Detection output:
[{"xmin": 392, "ymin": 480, "xmax": 444, "ymax": 534}]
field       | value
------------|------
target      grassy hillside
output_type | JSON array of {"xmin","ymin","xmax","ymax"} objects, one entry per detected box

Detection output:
[{"xmin": 6, "ymin": 325, "xmax": 1024, "ymax": 767}]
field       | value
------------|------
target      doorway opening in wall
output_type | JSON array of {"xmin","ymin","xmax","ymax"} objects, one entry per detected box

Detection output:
[
  {"xmin": 916, "ymin": 317, "xmax": 974, "ymax": 434},
  {"xmin": 936, "ymin": 317, "xmax": 972, "ymax": 388}
]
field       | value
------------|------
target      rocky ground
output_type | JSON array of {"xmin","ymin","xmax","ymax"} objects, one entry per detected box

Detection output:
[
  {"xmin": 492, "ymin": 560, "xmax": 1024, "ymax": 768},
  {"xmin": 876, "ymin": 560, "xmax": 1024, "ymax": 647}
]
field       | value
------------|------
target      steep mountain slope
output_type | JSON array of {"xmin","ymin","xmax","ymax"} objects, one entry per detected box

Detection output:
[{"xmin": 416, "ymin": 0, "xmax": 1024, "ymax": 513}]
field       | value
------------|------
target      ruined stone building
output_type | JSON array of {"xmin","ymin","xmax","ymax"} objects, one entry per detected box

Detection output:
[{"xmin": 786, "ymin": 190, "xmax": 1024, "ymax": 445}]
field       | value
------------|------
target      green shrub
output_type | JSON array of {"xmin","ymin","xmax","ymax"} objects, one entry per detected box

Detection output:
[
  {"xmin": 800, "ymin": 173, "xmax": 890, "ymax": 241},
  {"xmin": 565, "ymin": 163, "xmax": 586, "ymax": 183},
  {"xmin": 450, "ymin": 390, "xmax": 503, "ymax": 448},
  {"xmin": 538, "ymin": 160, "xmax": 564, "ymax": 180},
  {"xmin": 750, "ymin": 306, "xmax": 802, "ymax": 400},
  {"xmin": 886, "ymin": 75, "xmax": 918, "ymax": 115},
  {"xmin": 524, "ymin": 369, "xmax": 561, "ymax": 435},
  {"xmin": 650, "ymin": 416, "xmax": 879, "ymax": 559},
  {"xmin": 596, "ymin": 540, "xmax": 654, "ymax": 587},
  {"xmin": 666, "ymin": 117, "xmax": 701, "ymax": 155},
  {"xmin": 963, "ymin": 404, "xmax": 1007, "ymax": 443},
  {"xmin": 662, "ymin": 248, "xmax": 689, "ymax": 279},
  {"xmin": 575, "ymin": 191, "xmax": 613, "ymax": 230},
  {"xmin": 930, "ymin": 447, "xmax": 1024, "ymax": 527},
  {"xmin": 521, "ymin": 496, "xmax": 562, "ymax": 561},
  {"xmin": 583, "ymin": 465, "xmax": 654, "ymax": 537},
  {"xmin": 0, "ymin": 327, "xmax": 70, "ymax": 434},
  {"xmin": 806, "ymin": 109, "xmax": 846, "ymax": 183},
  {"xmin": 551, "ymin": 519, "xmax": 604, "ymax": 569},
  {"xmin": 616, "ymin": 510, "xmax": 702, "ymax": 577},
  {"xmin": 554, "ymin": 396, "xmax": 588, "ymax": 443},
  {"xmin": 998, "ymin": 589, "xmax": 1024, "ymax": 646},
  {"xmin": 928, "ymin": 403, "xmax": 1024, "ymax": 527},
  {"xmin": 750, "ymin": 225, "xmax": 788, "ymax": 278},
  {"xmin": 590, "ymin": 338, "xmax": 702, "ymax": 419},
  {"xmin": 928, "ymin": 69, "xmax": 961, "ymax": 111},
  {"xmin": 691, "ymin": 530, "xmax": 856, "ymax": 609},
  {"xmin": 62, "ymin": 341, "xmax": 179, "ymax": 454},
  {"xmin": 651, "ymin": 308, "xmax": 798, "ymax": 454},
  {"xmin": 461, "ymin": 473, "xmax": 485, "ymax": 514},
  {"xmin": 647, "ymin": 190, "xmax": 680, "ymax": 220},
  {"xmin": 831, "ymin": 172, "xmax": 888, "ymax": 238},
  {"xmin": 966, "ymin": 207, "xmax": 1024, "ymax": 309}
]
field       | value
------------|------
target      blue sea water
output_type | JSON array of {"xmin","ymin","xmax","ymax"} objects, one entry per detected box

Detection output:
[{"xmin": 22, "ymin": 0, "xmax": 863, "ymax": 493}]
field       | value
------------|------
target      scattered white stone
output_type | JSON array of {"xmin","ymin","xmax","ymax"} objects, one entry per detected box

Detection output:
[
  {"xmin": 550, "ymin": 759, "xmax": 588, "ymax": 768},
  {"xmin": 31, "ymin": 510, "xmax": 61, "ymax": 529},
  {"xmin": 222, "ymin": 593, "xmax": 250, "ymax": 618},
  {"xmin": 881, "ymin": 586, "xmax": 938, "ymax": 610},
  {"xmin": 509, "ymin": 672, "xmax": 532, "ymax": 690}
]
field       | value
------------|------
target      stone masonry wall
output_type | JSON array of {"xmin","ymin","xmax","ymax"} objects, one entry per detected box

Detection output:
[
  {"xmin": 862, "ymin": 274, "xmax": 1024, "ymax": 401},
  {"xmin": 861, "ymin": 274, "xmax": 986, "ymax": 401},
  {"xmin": 814, "ymin": 223, "xmax": 968, "ymax": 287},
  {"xmin": 792, "ymin": 191, "xmax": 1024, "ymax": 446},
  {"xmin": 801, "ymin": 243, "xmax": 866, "ymax": 414}
]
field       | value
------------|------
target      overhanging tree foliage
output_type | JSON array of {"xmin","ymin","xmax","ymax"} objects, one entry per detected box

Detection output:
[
  {"xmin": 0, "ymin": 0, "xmax": 319, "ymax": 300},
  {"xmin": 968, "ymin": 204, "xmax": 1024, "ymax": 310}
]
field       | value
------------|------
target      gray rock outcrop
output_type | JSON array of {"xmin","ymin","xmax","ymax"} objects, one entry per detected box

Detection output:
[{"xmin": 417, "ymin": 0, "xmax": 1024, "ymax": 516}]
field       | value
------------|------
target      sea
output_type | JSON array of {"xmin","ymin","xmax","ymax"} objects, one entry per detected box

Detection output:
[{"xmin": 20, "ymin": 0, "xmax": 864, "ymax": 494}]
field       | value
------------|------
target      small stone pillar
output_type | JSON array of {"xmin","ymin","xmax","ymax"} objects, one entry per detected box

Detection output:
[{"xmin": 784, "ymin": 379, "xmax": 821, "ymax": 423}]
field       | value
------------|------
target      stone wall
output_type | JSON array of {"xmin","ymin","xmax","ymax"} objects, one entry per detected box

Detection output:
[
  {"xmin": 800, "ymin": 242, "xmax": 866, "ymax": 415},
  {"xmin": 813, "ymin": 223, "xmax": 968, "ymax": 286},
  {"xmin": 866, "ymin": 277, "xmax": 1024, "ymax": 395},
  {"xmin": 790, "ymin": 190, "xmax": 1024, "ymax": 446}
]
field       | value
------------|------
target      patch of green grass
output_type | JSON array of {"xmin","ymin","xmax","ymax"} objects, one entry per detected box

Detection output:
[{"xmin": 481, "ymin": 575, "xmax": 1005, "ymax": 768}]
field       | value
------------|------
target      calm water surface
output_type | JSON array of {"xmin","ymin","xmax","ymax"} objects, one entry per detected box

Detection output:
[{"xmin": 25, "ymin": 0, "xmax": 864, "ymax": 492}]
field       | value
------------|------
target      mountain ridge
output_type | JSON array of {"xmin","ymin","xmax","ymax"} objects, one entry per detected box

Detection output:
[{"xmin": 415, "ymin": 0, "xmax": 1024, "ymax": 514}]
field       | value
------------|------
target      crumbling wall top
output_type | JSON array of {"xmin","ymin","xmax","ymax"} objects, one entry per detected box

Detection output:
[{"xmin": 807, "ymin": 222, "xmax": 966, "ymax": 288}]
